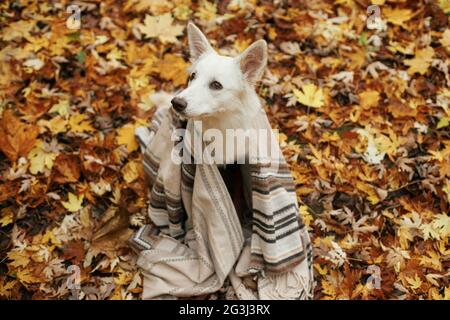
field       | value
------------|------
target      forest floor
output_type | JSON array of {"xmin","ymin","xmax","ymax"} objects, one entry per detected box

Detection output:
[{"xmin": 0, "ymin": 0, "xmax": 449, "ymax": 299}]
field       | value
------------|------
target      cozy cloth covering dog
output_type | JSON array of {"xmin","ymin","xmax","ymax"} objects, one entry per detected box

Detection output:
[{"xmin": 129, "ymin": 103, "xmax": 313, "ymax": 300}]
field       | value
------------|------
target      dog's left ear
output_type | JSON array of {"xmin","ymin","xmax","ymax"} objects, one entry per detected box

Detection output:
[{"xmin": 236, "ymin": 40, "xmax": 268, "ymax": 84}]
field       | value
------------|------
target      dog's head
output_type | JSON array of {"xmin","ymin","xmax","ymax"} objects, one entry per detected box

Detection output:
[{"xmin": 171, "ymin": 23, "xmax": 267, "ymax": 119}]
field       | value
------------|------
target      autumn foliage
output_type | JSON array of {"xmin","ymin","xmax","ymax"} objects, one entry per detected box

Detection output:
[{"xmin": 0, "ymin": 0, "xmax": 449, "ymax": 300}]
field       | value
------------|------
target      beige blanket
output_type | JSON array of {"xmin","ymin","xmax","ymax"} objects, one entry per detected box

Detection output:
[{"xmin": 130, "ymin": 105, "xmax": 313, "ymax": 299}]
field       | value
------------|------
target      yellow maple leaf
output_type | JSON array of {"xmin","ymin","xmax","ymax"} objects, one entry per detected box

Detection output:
[
  {"xmin": 107, "ymin": 47, "xmax": 123, "ymax": 61},
  {"xmin": 314, "ymin": 263, "xmax": 328, "ymax": 276},
  {"xmin": 69, "ymin": 112, "xmax": 95, "ymax": 133},
  {"xmin": 138, "ymin": 13, "xmax": 184, "ymax": 43},
  {"xmin": 0, "ymin": 208, "xmax": 13, "ymax": 227},
  {"xmin": 156, "ymin": 53, "xmax": 188, "ymax": 87},
  {"xmin": 61, "ymin": 192, "xmax": 84, "ymax": 212},
  {"xmin": 1, "ymin": 20, "xmax": 35, "ymax": 41},
  {"xmin": 16, "ymin": 269, "xmax": 39, "ymax": 284},
  {"xmin": 121, "ymin": 160, "xmax": 140, "ymax": 183},
  {"xmin": 405, "ymin": 274, "xmax": 422, "ymax": 290},
  {"xmin": 114, "ymin": 270, "xmax": 133, "ymax": 286},
  {"xmin": 404, "ymin": 47, "xmax": 435, "ymax": 75},
  {"xmin": 0, "ymin": 279, "xmax": 17, "ymax": 298},
  {"xmin": 116, "ymin": 123, "xmax": 139, "ymax": 152},
  {"xmin": 359, "ymin": 90, "xmax": 380, "ymax": 110},
  {"xmin": 125, "ymin": 0, "xmax": 173, "ymax": 14},
  {"xmin": 174, "ymin": 7, "xmax": 192, "ymax": 21},
  {"xmin": 27, "ymin": 140, "xmax": 57, "ymax": 175},
  {"xmin": 321, "ymin": 279, "xmax": 336, "ymax": 298},
  {"xmin": 42, "ymin": 229, "xmax": 62, "ymax": 247},
  {"xmin": 383, "ymin": 8, "xmax": 414, "ymax": 28},
  {"xmin": 420, "ymin": 222, "xmax": 440, "ymax": 240},
  {"xmin": 7, "ymin": 250, "xmax": 30, "ymax": 268},
  {"xmin": 293, "ymin": 83, "xmax": 325, "ymax": 108},
  {"xmin": 299, "ymin": 205, "xmax": 313, "ymax": 227},
  {"xmin": 432, "ymin": 213, "xmax": 450, "ymax": 238},
  {"xmin": 49, "ymin": 99, "xmax": 70, "ymax": 118},
  {"xmin": 39, "ymin": 116, "xmax": 68, "ymax": 135},
  {"xmin": 438, "ymin": 0, "xmax": 450, "ymax": 14},
  {"xmin": 137, "ymin": 92, "xmax": 155, "ymax": 112},
  {"xmin": 195, "ymin": 0, "xmax": 217, "ymax": 22},
  {"xmin": 440, "ymin": 29, "xmax": 450, "ymax": 50},
  {"xmin": 419, "ymin": 251, "xmax": 442, "ymax": 271}
]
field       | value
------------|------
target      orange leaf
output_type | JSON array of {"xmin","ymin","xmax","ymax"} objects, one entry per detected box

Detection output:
[{"xmin": 0, "ymin": 110, "xmax": 39, "ymax": 162}]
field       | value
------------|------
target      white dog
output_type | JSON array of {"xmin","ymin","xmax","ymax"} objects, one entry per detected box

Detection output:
[{"xmin": 136, "ymin": 23, "xmax": 276, "ymax": 165}]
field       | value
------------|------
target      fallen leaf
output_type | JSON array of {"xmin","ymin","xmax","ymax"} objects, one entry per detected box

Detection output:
[
  {"xmin": 121, "ymin": 160, "xmax": 140, "ymax": 183},
  {"xmin": 69, "ymin": 112, "xmax": 95, "ymax": 133},
  {"xmin": 404, "ymin": 46, "xmax": 435, "ymax": 75},
  {"xmin": 27, "ymin": 140, "xmax": 57, "ymax": 175},
  {"xmin": 0, "ymin": 110, "xmax": 39, "ymax": 162},
  {"xmin": 116, "ymin": 123, "xmax": 139, "ymax": 152},
  {"xmin": 156, "ymin": 53, "xmax": 188, "ymax": 87},
  {"xmin": 61, "ymin": 193, "xmax": 84, "ymax": 212},
  {"xmin": 293, "ymin": 84, "xmax": 325, "ymax": 109},
  {"xmin": 383, "ymin": 8, "xmax": 414, "ymax": 27},
  {"xmin": 138, "ymin": 13, "xmax": 184, "ymax": 43},
  {"xmin": 359, "ymin": 90, "xmax": 380, "ymax": 110}
]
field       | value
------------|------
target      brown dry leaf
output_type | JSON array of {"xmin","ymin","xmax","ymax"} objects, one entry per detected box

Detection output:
[
  {"xmin": 61, "ymin": 240, "xmax": 85, "ymax": 265},
  {"xmin": 52, "ymin": 154, "xmax": 81, "ymax": 184},
  {"xmin": 0, "ymin": 109, "xmax": 39, "ymax": 162}
]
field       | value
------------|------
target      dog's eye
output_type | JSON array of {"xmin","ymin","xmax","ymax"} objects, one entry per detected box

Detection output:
[
  {"xmin": 189, "ymin": 72, "xmax": 196, "ymax": 82},
  {"xmin": 209, "ymin": 81, "xmax": 223, "ymax": 90}
]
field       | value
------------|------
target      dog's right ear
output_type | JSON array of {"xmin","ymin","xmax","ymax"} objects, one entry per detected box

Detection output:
[{"xmin": 187, "ymin": 22, "xmax": 213, "ymax": 61}]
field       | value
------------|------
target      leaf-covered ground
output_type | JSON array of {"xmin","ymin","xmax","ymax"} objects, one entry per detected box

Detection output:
[{"xmin": 1, "ymin": 0, "xmax": 449, "ymax": 300}]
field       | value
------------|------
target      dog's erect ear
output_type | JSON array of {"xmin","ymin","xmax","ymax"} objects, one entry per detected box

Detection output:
[
  {"xmin": 236, "ymin": 40, "xmax": 267, "ymax": 84},
  {"xmin": 187, "ymin": 22, "xmax": 213, "ymax": 61}
]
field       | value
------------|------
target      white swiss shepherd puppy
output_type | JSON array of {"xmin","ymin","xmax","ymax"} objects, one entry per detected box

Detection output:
[{"xmin": 137, "ymin": 23, "xmax": 279, "ymax": 166}]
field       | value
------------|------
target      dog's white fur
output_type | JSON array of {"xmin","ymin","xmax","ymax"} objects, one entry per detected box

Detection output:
[{"xmin": 177, "ymin": 23, "xmax": 268, "ymax": 135}]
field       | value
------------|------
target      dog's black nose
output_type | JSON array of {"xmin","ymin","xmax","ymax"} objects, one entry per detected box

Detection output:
[{"xmin": 171, "ymin": 97, "xmax": 187, "ymax": 112}]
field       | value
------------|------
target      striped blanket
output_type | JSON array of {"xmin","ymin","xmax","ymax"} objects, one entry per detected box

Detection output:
[{"xmin": 129, "ymin": 105, "xmax": 313, "ymax": 299}]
